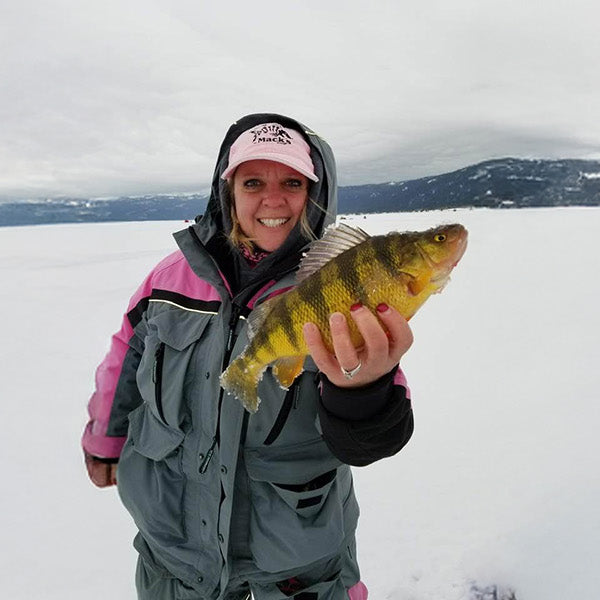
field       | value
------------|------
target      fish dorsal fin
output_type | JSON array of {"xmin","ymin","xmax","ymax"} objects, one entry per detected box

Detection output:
[
  {"xmin": 297, "ymin": 223, "xmax": 371, "ymax": 282},
  {"xmin": 247, "ymin": 295, "xmax": 281, "ymax": 340}
]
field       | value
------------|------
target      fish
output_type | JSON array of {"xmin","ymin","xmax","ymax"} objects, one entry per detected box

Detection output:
[{"xmin": 220, "ymin": 222, "xmax": 468, "ymax": 412}]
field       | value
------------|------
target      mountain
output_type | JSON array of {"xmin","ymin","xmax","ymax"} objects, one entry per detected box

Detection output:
[
  {"xmin": 0, "ymin": 193, "xmax": 209, "ymax": 227},
  {"xmin": 1, "ymin": 158, "xmax": 599, "ymax": 227},
  {"xmin": 338, "ymin": 157, "xmax": 600, "ymax": 213}
]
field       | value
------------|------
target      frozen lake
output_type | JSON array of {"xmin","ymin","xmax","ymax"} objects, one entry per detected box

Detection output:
[{"xmin": 1, "ymin": 207, "xmax": 598, "ymax": 599}]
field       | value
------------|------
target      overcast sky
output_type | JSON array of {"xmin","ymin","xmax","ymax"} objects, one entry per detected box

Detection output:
[{"xmin": 2, "ymin": 0, "xmax": 600, "ymax": 200}]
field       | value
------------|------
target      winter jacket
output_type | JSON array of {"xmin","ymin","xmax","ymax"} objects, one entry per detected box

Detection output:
[{"xmin": 82, "ymin": 114, "xmax": 414, "ymax": 598}]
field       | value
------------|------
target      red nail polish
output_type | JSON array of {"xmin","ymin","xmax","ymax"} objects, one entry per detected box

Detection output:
[
  {"xmin": 376, "ymin": 303, "xmax": 389, "ymax": 313},
  {"xmin": 350, "ymin": 302, "xmax": 362, "ymax": 312}
]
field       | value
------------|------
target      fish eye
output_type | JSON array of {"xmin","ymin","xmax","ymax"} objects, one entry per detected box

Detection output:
[{"xmin": 434, "ymin": 234, "xmax": 447, "ymax": 243}]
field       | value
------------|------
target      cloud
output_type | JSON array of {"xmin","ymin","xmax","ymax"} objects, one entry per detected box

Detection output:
[
  {"xmin": 337, "ymin": 124, "xmax": 600, "ymax": 185},
  {"xmin": 2, "ymin": 0, "xmax": 600, "ymax": 199}
]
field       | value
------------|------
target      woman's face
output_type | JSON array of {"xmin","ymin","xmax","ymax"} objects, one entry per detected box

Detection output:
[{"xmin": 232, "ymin": 159, "xmax": 309, "ymax": 252}]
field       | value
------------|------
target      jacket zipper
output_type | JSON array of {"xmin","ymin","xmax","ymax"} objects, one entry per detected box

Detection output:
[
  {"xmin": 152, "ymin": 342, "xmax": 167, "ymax": 424},
  {"xmin": 185, "ymin": 226, "xmax": 306, "ymax": 473},
  {"xmin": 199, "ymin": 303, "xmax": 242, "ymax": 474},
  {"xmin": 199, "ymin": 436, "xmax": 217, "ymax": 474},
  {"xmin": 262, "ymin": 383, "xmax": 299, "ymax": 446}
]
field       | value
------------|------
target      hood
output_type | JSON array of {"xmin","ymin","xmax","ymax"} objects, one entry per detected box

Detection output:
[
  {"xmin": 186, "ymin": 113, "xmax": 338, "ymax": 294},
  {"xmin": 196, "ymin": 113, "xmax": 337, "ymax": 249}
]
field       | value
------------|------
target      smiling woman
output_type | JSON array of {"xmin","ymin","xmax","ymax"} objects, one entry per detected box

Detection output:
[
  {"xmin": 230, "ymin": 160, "xmax": 309, "ymax": 252},
  {"xmin": 222, "ymin": 121, "xmax": 320, "ymax": 254},
  {"xmin": 82, "ymin": 113, "xmax": 415, "ymax": 600}
]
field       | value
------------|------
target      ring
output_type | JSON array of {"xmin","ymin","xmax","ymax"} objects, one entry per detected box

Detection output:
[{"xmin": 341, "ymin": 361, "xmax": 362, "ymax": 380}]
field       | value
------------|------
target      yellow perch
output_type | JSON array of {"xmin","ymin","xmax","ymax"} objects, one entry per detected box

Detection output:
[{"xmin": 221, "ymin": 222, "xmax": 468, "ymax": 412}]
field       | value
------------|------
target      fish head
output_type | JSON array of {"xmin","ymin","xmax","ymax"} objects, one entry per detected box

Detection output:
[{"xmin": 413, "ymin": 224, "xmax": 468, "ymax": 290}]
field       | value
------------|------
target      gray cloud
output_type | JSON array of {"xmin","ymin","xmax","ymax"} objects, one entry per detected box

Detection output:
[
  {"xmin": 338, "ymin": 124, "xmax": 600, "ymax": 185},
  {"xmin": 2, "ymin": 0, "xmax": 600, "ymax": 199}
]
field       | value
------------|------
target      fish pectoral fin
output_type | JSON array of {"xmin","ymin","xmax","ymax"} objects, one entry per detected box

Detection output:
[
  {"xmin": 407, "ymin": 270, "xmax": 432, "ymax": 296},
  {"xmin": 272, "ymin": 356, "xmax": 305, "ymax": 389}
]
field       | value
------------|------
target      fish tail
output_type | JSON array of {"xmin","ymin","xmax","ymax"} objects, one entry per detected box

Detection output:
[{"xmin": 220, "ymin": 354, "xmax": 266, "ymax": 413}]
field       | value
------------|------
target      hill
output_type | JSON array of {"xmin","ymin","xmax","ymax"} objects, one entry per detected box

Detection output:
[
  {"xmin": 1, "ymin": 158, "xmax": 599, "ymax": 226},
  {"xmin": 339, "ymin": 157, "xmax": 600, "ymax": 213}
]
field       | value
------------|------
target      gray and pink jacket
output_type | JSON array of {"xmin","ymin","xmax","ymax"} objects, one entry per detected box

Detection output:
[{"xmin": 82, "ymin": 113, "xmax": 414, "ymax": 599}]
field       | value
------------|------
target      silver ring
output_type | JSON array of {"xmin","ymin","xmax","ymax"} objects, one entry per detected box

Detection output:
[{"xmin": 341, "ymin": 361, "xmax": 362, "ymax": 380}]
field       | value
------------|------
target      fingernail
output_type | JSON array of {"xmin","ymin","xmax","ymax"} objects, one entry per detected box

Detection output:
[
  {"xmin": 330, "ymin": 312, "xmax": 345, "ymax": 325},
  {"xmin": 350, "ymin": 302, "xmax": 362, "ymax": 312},
  {"xmin": 376, "ymin": 303, "xmax": 389, "ymax": 313}
]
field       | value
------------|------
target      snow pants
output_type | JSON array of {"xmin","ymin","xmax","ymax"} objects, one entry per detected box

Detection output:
[{"xmin": 135, "ymin": 537, "xmax": 368, "ymax": 600}]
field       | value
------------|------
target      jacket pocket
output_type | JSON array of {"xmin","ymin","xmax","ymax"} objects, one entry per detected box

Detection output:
[
  {"xmin": 152, "ymin": 342, "xmax": 167, "ymax": 423},
  {"xmin": 137, "ymin": 309, "xmax": 213, "ymax": 427},
  {"xmin": 117, "ymin": 404, "xmax": 187, "ymax": 547},
  {"xmin": 272, "ymin": 469, "xmax": 337, "ymax": 518},
  {"xmin": 244, "ymin": 437, "xmax": 349, "ymax": 572}
]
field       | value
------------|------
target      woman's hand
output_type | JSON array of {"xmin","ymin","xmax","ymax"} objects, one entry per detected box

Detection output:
[
  {"xmin": 85, "ymin": 453, "xmax": 118, "ymax": 488},
  {"xmin": 302, "ymin": 303, "xmax": 413, "ymax": 388}
]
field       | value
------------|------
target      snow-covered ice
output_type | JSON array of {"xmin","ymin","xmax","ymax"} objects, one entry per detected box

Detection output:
[{"xmin": 0, "ymin": 208, "xmax": 598, "ymax": 599}]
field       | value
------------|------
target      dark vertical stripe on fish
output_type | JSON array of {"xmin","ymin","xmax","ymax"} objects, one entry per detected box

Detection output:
[
  {"xmin": 278, "ymin": 295, "xmax": 300, "ymax": 350},
  {"xmin": 331, "ymin": 246, "xmax": 365, "ymax": 303},
  {"xmin": 372, "ymin": 235, "xmax": 400, "ymax": 279},
  {"xmin": 297, "ymin": 269, "xmax": 329, "ymax": 322},
  {"xmin": 253, "ymin": 325, "xmax": 277, "ymax": 358}
]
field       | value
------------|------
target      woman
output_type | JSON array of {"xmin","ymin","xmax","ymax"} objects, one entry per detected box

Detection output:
[{"xmin": 83, "ymin": 113, "xmax": 415, "ymax": 600}]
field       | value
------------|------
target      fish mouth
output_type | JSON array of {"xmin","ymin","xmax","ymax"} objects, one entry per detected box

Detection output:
[
  {"xmin": 258, "ymin": 218, "xmax": 291, "ymax": 228},
  {"xmin": 416, "ymin": 226, "xmax": 468, "ymax": 284},
  {"xmin": 451, "ymin": 229, "xmax": 468, "ymax": 265}
]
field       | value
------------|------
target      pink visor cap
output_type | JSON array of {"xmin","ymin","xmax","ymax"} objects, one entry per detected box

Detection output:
[{"xmin": 221, "ymin": 123, "xmax": 319, "ymax": 182}]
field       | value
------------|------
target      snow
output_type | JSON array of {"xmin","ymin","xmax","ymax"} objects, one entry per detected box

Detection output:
[
  {"xmin": 1, "ymin": 208, "xmax": 599, "ymax": 599},
  {"xmin": 506, "ymin": 175, "xmax": 546, "ymax": 181},
  {"xmin": 468, "ymin": 169, "xmax": 489, "ymax": 180}
]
